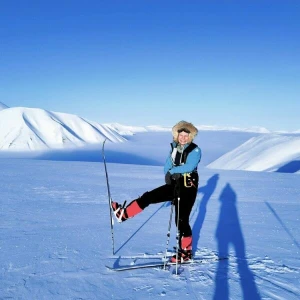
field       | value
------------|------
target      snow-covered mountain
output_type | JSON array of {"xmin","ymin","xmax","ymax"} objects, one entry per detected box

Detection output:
[
  {"xmin": 104, "ymin": 123, "xmax": 174, "ymax": 135},
  {"xmin": 0, "ymin": 106, "xmax": 126, "ymax": 151},
  {"xmin": 0, "ymin": 101, "xmax": 267, "ymax": 153},
  {"xmin": 207, "ymin": 134, "xmax": 300, "ymax": 173},
  {"xmin": 1, "ymin": 101, "xmax": 299, "ymax": 174},
  {"xmin": 0, "ymin": 101, "xmax": 9, "ymax": 111},
  {"xmin": 106, "ymin": 123, "xmax": 270, "ymax": 135},
  {"xmin": 196, "ymin": 124, "xmax": 271, "ymax": 133}
]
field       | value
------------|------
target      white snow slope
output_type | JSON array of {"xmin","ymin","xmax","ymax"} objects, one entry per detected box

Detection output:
[
  {"xmin": 0, "ymin": 112, "xmax": 300, "ymax": 299},
  {"xmin": 207, "ymin": 134, "xmax": 300, "ymax": 172},
  {"xmin": 0, "ymin": 102, "xmax": 299, "ymax": 174},
  {"xmin": 0, "ymin": 101, "xmax": 9, "ymax": 111},
  {"xmin": 0, "ymin": 158, "xmax": 299, "ymax": 299},
  {"xmin": 0, "ymin": 107, "xmax": 126, "ymax": 150}
]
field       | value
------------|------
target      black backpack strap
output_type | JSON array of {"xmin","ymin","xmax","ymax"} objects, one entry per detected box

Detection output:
[{"xmin": 182, "ymin": 143, "xmax": 197, "ymax": 164}]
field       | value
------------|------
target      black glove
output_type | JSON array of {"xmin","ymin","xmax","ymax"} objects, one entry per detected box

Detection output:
[
  {"xmin": 171, "ymin": 173, "xmax": 181, "ymax": 180},
  {"xmin": 165, "ymin": 171, "xmax": 172, "ymax": 185}
]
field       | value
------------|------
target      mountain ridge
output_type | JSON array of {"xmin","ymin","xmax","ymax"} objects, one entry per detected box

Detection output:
[
  {"xmin": 1, "ymin": 101, "xmax": 299, "ymax": 174},
  {"xmin": 0, "ymin": 106, "xmax": 126, "ymax": 151}
]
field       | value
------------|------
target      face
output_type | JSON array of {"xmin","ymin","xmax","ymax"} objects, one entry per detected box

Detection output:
[{"xmin": 178, "ymin": 131, "xmax": 190, "ymax": 145}]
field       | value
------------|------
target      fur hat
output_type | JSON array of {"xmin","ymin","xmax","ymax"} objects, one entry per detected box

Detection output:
[{"xmin": 172, "ymin": 120, "xmax": 198, "ymax": 143}]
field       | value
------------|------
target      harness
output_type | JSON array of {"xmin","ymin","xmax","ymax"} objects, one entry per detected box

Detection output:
[{"xmin": 170, "ymin": 142, "xmax": 198, "ymax": 188}]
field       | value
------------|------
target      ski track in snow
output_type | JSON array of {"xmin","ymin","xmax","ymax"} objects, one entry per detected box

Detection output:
[
  {"xmin": 2, "ymin": 238, "xmax": 300, "ymax": 299},
  {"xmin": 106, "ymin": 249, "xmax": 300, "ymax": 299}
]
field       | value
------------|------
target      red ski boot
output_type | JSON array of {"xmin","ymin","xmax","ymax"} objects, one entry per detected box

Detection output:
[
  {"xmin": 111, "ymin": 200, "xmax": 142, "ymax": 223},
  {"xmin": 170, "ymin": 236, "xmax": 193, "ymax": 263}
]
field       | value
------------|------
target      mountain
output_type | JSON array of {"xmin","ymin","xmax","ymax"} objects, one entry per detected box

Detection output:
[
  {"xmin": 207, "ymin": 133, "xmax": 300, "ymax": 173},
  {"xmin": 0, "ymin": 107, "xmax": 126, "ymax": 151},
  {"xmin": 0, "ymin": 101, "xmax": 9, "ymax": 111},
  {"xmin": 196, "ymin": 124, "xmax": 270, "ymax": 133},
  {"xmin": 105, "ymin": 122, "xmax": 270, "ymax": 135},
  {"xmin": 104, "ymin": 123, "xmax": 176, "ymax": 135},
  {"xmin": 1, "ymin": 102, "xmax": 299, "ymax": 174}
]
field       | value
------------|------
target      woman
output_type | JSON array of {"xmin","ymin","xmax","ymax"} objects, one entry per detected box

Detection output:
[{"xmin": 112, "ymin": 120, "xmax": 201, "ymax": 262}]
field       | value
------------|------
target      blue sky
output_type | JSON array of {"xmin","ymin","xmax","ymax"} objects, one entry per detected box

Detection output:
[{"xmin": 1, "ymin": 0, "xmax": 299, "ymax": 131}]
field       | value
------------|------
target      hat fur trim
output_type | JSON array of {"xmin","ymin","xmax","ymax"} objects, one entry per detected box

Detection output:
[{"xmin": 172, "ymin": 120, "xmax": 198, "ymax": 143}]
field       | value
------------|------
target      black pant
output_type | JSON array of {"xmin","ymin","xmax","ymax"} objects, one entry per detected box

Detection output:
[{"xmin": 136, "ymin": 179, "xmax": 198, "ymax": 238}]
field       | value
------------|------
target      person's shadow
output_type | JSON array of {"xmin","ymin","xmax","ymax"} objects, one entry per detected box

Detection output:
[
  {"xmin": 213, "ymin": 183, "xmax": 261, "ymax": 300},
  {"xmin": 192, "ymin": 174, "xmax": 219, "ymax": 252}
]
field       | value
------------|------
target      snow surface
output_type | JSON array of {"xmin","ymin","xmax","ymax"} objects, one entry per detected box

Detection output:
[
  {"xmin": 1, "ymin": 101, "xmax": 299, "ymax": 174},
  {"xmin": 1, "ymin": 133, "xmax": 299, "ymax": 299},
  {"xmin": 0, "ymin": 101, "xmax": 9, "ymax": 111},
  {"xmin": 195, "ymin": 125, "xmax": 270, "ymax": 134},
  {"xmin": 207, "ymin": 134, "xmax": 300, "ymax": 173},
  {"xmin": 0, "ymin": 107, "xmax": 126, "ymax": 151}
]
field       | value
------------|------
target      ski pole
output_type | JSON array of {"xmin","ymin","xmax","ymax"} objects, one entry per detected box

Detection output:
[
  {"xmin": 175, "ymin": 194, "xmax": 180, "ymax": 275},
  {"xmin": 163, "ymin": 200, "xmax": 174, "ymax": 270},
  {"xmin": 174, "ymin": 178, "xmax": 181, "ymax": 275},
  {"xmin": 102, "ymin": 139, "xmax": 115, "ymax": 255}
]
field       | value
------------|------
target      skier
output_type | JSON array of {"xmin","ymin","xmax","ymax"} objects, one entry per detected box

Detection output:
[{"xmin": 112, "ymin": 120, "xmax": 201, "ymax": 263}]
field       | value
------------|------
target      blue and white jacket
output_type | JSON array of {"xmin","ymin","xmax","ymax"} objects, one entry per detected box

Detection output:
[{"xmin": 164, "ymin": 142, "xmax": 201, "ymax": 175}]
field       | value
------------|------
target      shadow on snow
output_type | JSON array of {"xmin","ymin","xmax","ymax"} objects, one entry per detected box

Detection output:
[
  {"xmin": 192, "ymin": 174, "xmax": 220, "ymax": 252},
  {"xmin": 114, "ymin": 203, "xmax": 166, "ymax": 254},
  {"xmin": 276, "ymin": 160, "xmax": 300, "ymax": 173},
  {"xmin": 213, "ymin": 183, "xmax": 261, "ymax": 300},
  {"xmin": 265, "ymin": 201, "xmax": 300, "ymax": 250},
  {"xmin": 34, "ymin": 148, "xmax": 161, "ymax": 166}
]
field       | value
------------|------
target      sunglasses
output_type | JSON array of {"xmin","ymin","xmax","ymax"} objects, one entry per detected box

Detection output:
[{"xmin": 177, "ymin": 128, "xmax": 190, "ymax": 134}]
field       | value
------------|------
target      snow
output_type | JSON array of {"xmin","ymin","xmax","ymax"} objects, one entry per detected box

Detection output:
[
  {"xmin": 1, "ymin": 101, "xmax": 299, "ymax": 174},
  {"xmin": 1, "ymin": 134, "xmax": 300, "ymax": 299},
  {"xmin": 207, "ymin": 134, "xmax": 300, "ymax": 172},
  {"xmin": 196, "ymin": 125, "xmax": 271, "ymax": 134},
  {"xmin": 104, "ymin": 123, "xmax": 172, "ymax": 135},
  {"xmin": 0, "ymin": 107, "xmax": 126, "ymax": 151},
  {"xmin": 0, "ymin": 101, "xmax": 9, "ymax": 111},
  {"xmin": 0, "ymin": 101, "xmax": 300, "ymax": 299}
]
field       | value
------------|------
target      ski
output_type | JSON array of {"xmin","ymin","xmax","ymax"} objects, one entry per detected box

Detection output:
[
  {"xmin": 102, "ymin": 139, "xmax": 115, "ymax": 255},
  {"xmin": 107, "ymin": 255, "xmax": 171, "ymax": 260},
  {"xmin": 107, "ymin": 249, "xmax": 227, "ymax": 261},
  {"xmin": 107, "ymin": 251, "xmax": 174, "ymax": 260},
  {"xmin": 106, "ymin": 257, "xmax": 227, "ymax": 272},
  {"xmin": 106, "ymin": 260, "xmax": 197, "ymax": 272}
]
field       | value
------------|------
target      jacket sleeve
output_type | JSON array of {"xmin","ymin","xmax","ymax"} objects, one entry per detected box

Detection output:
[
  {"xmin": 164, "ymin": 151, "xmax": 173, "ymax": 175},
  {"xmin": 169, "ymin": 147, "xmax": 201, "ymax": 175}
]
